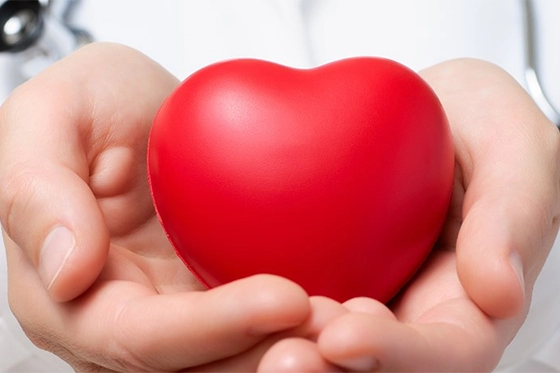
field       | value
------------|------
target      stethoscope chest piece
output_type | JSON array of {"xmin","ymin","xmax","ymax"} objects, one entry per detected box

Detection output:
[{"xmin": 0, "ymin": 0, "xmax": 43, "ymax": 53}]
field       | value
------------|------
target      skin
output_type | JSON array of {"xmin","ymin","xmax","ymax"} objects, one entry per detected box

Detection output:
[{"xmin": 0, "ymin": 43, "xmax": 558, "ymax": 372}]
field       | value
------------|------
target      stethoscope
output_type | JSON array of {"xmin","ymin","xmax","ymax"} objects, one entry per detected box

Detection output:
[
  {"xmin": 0, "ymin": 0, "xmax": 91, "ymax": 83},
  {"xmin": 0, "ymin": 0, "xmax": 558, "ymax": 128},
  {"xmin": 523, "ymin": 0, "xmax": 560, "ymax": 127},
  {"xmin": 0, "ymin": 0, "xmax": 92, "ymax": 50}
]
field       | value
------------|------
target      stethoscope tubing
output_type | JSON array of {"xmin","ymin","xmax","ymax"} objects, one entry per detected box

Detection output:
[{"xmin": 523, "ymin": 0, "xmax": 560, "ymax": 128}]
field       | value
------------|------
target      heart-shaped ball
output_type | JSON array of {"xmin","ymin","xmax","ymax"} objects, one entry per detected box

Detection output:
[{"xmin": 147, "ymin": 57, "xmax": 454, "ymax": 303}]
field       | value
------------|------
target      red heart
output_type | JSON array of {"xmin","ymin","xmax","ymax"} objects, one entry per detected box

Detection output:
[{"xmin": 147, "ymin": 57, "xmax": 454, "ymax": 303}]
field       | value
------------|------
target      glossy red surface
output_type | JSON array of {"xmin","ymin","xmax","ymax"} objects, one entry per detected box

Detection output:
[{"xmin": 147, "ymin": 57, "xmax": 454, "ymax": 303}]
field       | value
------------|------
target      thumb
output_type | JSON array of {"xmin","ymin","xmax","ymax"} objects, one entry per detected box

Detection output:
[
  {"xmin": 422, "ymin": 58, "xmax": 560, "ymax": 319},
  {"xmin": 0, "ymin": 89, "xmax": 109, "ymax": 303},
  {"xmin": 1, "ymin": 167, "xmax": 109, "ymax": 303}
]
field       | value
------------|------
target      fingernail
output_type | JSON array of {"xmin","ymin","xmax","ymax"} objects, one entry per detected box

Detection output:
[
  {"xmin": 337, "ymin": 356, "xmax": 379, "ymax": 372},
  {"xmin": 39, "ymin": 226, "xmax": 76, "ymax": 290}
]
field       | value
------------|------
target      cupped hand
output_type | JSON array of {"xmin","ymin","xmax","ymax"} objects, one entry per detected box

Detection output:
[
  {"xmin": 0, "ymin": 42, "xmax": 317, "ymax": 372},
  {"xmin": 259, "ymin": 59, "xmax": 560, "ymax": 372}
]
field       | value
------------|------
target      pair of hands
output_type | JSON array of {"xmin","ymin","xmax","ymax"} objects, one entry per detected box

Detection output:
[{"xmin": 0, "ymin": 42, "xmax": 559, "ymax": 372}]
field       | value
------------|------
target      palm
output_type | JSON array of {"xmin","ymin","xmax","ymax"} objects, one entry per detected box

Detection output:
[
  {"xmin": 390, "ymin": 168, "xmax": 470, "ymax": 322},
  {"xmin": 68, "ymin": 230, "xmax": 203, "ymax": 371},
  {"xmin": 91, "ymin": 174, "xmax": 203, "ymax": 295}
]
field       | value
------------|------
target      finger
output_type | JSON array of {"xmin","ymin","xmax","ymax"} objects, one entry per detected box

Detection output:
[
  {"xmin": 251, "ymin": 297, "xmax": 346, "ymax": 372},
  {"xmin": 316, "ymin": 241, "xmax": 523, "ymax": 372},
  {"xmin": 191, "ymin": 296, "xmax": 348, "ymax": 372},
  {"xmin": 421, "ymin": 58, "xmax": 560, "ymax": 318},
  {"xmin": 63, "ymin": 275, "xmax": 310, "ymax": 371},
  {"xmin": 258, "ymin": 338, "xmax": 343, "ymax": 373},
  {"xmin": 0, "ymin": 42, "xmax": 178, "ymax": 302},
  {"xmin": 289, "ymin": 296, "xmax": 349, "ymax": 341},
  {"xmin": 0, "ymin": 156, "xmax": 110, "ymax": 303},
  {"xmin": 7, "ymin": 254, "xmax": 311, "ymax": 372},
  {"xmin": 343, "ymin": 297, "xmax": 396, "ymax": 320},
  {"xmin": 318, "ymin": 309, "xmax": 504, "ymax": 372}
]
